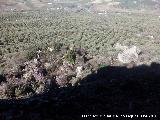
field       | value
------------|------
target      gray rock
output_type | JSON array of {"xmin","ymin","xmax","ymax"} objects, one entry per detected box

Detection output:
[{"xmin": 117, "ymin": 46, "xmax": 139, "ymax": 64}]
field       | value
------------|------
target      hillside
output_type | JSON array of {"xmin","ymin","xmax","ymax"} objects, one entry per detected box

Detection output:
[{"xmin": 1, "ymin": 0, "xmax": 160, "ymax": 120}]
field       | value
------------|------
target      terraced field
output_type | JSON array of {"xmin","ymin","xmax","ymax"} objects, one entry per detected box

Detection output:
[{"xmin": 1, "ymin": 9, "xmax": 160, "ymax": 66}]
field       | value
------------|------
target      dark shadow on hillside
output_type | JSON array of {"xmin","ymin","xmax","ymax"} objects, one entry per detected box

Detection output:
[{"xmin": 1, "ymin": 62, "xmax": 160, "ymax": 120}]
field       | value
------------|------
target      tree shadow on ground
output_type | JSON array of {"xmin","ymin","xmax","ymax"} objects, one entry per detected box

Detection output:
[{"xmin": 1, "ymin": 62, "xmax": 160, "ymax": 120}]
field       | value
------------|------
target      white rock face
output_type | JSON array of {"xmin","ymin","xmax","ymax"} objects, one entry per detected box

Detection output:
[
  {"xmin": 47, "ymin": 47, "xmax": 53, "ymax": 52},
  {"xmin": 76, "ymin": 66, "xmax": 83, "ymax": 78},
  {"xmin": 33, "ymin": 58, "xmax": 38, "ymax": 64},
  {"xmin": 116, "ymin": 44, "xmax": 140, "ymax": 64}
]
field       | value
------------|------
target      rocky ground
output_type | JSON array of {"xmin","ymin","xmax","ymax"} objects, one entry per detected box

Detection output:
[
  {"xmin": 0, "ymin": 44, "xmax": 160, "ymax": 120},
  {"xmin": 0, "ymin": 44, "xmax": 97, "ymax": 99}
]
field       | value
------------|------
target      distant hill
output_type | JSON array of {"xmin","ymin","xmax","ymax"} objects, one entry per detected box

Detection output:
[
  {"xmin": 0, "ymin": 0, "xmax": 160, "ymax": 11},
  {"xmin": 91, "ymin": 0, "xmax": 160, "ymax": 11},
  {"xmin": 0, "ymin": 0, "xmax": 50, "ymax": 11},
  {"xmin": 117, "ymin": 0, "xmax": 160, "ymax": 10},
  {"xmin": 0, "ymin": 0, "xmax": 160, "ymax": 12}
]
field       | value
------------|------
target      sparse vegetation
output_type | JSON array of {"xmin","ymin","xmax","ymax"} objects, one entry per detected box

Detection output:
[
  {"xmin": 63, "ymin": 47, "xmax": 76, "ymax": 64},
  {"xmin": 0, "ymin": 44, "xmax": 100, "ymax": 99}
]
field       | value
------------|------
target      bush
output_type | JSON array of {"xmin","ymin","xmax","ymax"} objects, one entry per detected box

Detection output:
[
  {"xmin": 53, "ymin": 42, "xmax": 63, "ymax": 52},
  {"xmin": 25, "ymin": 49, "xmax": 37, "ymax": 60},
  {"xmin": 63, "ymin": 49, "xmax": 76, "ymax": 64}
]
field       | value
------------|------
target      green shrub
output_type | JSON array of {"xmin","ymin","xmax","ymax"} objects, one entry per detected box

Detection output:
[
  {"xmin": 53, "ymin": 42, "xmax": 63, "ymax": 52},
  {"xmin": 98, "ymin": 64, "xmax": 107, "ymax": 69},
  {"xmin": 26, "ymin": 50, "xmax": 37, "ymax": 60},
  {"xmin": 63, "ymin": 49, "xmax": 76, "ymax": 64}
]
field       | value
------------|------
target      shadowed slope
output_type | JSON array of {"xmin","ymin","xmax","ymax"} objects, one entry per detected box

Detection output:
[{"xmin": 0, "ymin": 62, "xmax": 160, "ymax": 119}]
